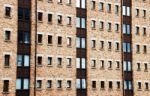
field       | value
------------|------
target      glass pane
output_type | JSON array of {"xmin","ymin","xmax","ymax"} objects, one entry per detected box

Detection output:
[
  {"xmin": 17, "ymin": 55, "xmax": 22, "ymax": 66},
  {"xmin": 24, "ymin": 55, "xmax": 29, "ymax": 66},
  {"xmin": 23, "ymin": 79, "xmax": 29, "ymax": 89},
  {"xmin": 76, "ymin": 58, "xmax": 80, "ymax": 68},
  {"xmin": 16, "ymin": 79, "xmax": 21, "ymax": 89},
  {"xmin": 82, "ymin": 58, "xmax": 86, "ymax": 69},
  {"xmin": 81, "ymin": 38, "xmax": 85, "ymax": 48}
]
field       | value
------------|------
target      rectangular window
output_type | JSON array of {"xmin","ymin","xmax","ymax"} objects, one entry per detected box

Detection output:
[
  {"xmin": 67, "ymin": 80, "xmax": 71, "ymax": 88},
  {"xmin": 38, "ymin": 12, "xmax": 43, "ymax": 21},
  {"xmin": 57, "ymin": 15, "xmax": 62, "ymax": 24},
  {"xmin": 107, "ymin": 4, "xmax": 111, "ymax": 12},
  {"xmin": 99, "ymin": 21, "xmax": 104, "ymax": 29},
  {"xmin": 123, "ymin": 42, "xmax": 131, "ymax": 53},
  {"xmin": 135, "ymin": 9, "xmax": 139, "ymax": 17},
  {"xmin": 48, "ymin": 57, "xmax": 52, "ymax": 65},
  {"xmin": 17, "ymin": 55, "xmax": 30, "ymax": 67},
  {"xmin": 37, "ymin": 56, "xmax": 42, "ymax": 65},
  {"xmin": 124, "ymin": 80, "xmax": 132, "ymax": 90},
  {"xmin": 76, "ymin": 37, "xmax": 86, "ymax": 48},
  {"xmin": 16, "ymin": 78, "xmax": 29, "ymax": 90},
  {"xmin": 108, "ymin": 41, "xmax": 112, "ymax": 50},
  {"xmin": 138, "ymin": 82, "xmax": 141, "ymax": 89},
  {"xmin": 115, "ymin": 24, "xmax": 119, "ymax": 31},
  {"xmin": 108, "ymin": 61, "xmax": 112, "ymax": 68},
  {"xmin": 136, "ymin": 44, "xmax": 140, "ymax": 53},
  {"xmin": 48, "ymin": 14, "xmax": 52, "ymax": 22},
  {"xmin": 67, "ymin": 37, "xmax": 72, "ymax": 46},
  {"xmin": 100, "ymin": 41, "xmax": 104, "ymax": 49},
  {"xmin": 47, "ymin": 80, "xmax": 52, "ymax": 88},
  {"xmin": 143, "ymin": 45, "xmax": 147, "ymax": 53},
  {"xmin": 91, "ymin": 20, "xmax": 96, "ymax": 28},
  {"xmin": 115, "ymin": 5, "xmax": 119, "ymax": 14},
  {"xmin": 117, "ymin": 81, "xmax": 120, "ymax": 89},
  {"xmin": 109, "ymin": 81, "xmax": 113, "ymax": 89},
  {"xmin": 123, "ymin": 61, "xmax": 131, "ymax": 71},
  {"xmin": 5, "ymin": 7, "xmax": 11, "ymax": 17},
  {"xmin": 144, "ymin": 63, "xmax": 148, "ymax": 71},
  {"xmin": 91, "ymin": 60, "xmax": 96, "ymax": 68},
  {"xmin": 123, "ymin": 6, "xmax": 130, "ymax": 16},
  {"xmin": 101, "ymin": 81, "xmax": 105, "ymax": 89},
  {"xmin": 57, "ymin": 57, "xmax": 62, "ymax": 66},
  {"xmin": 76, "ymin": 17, "xmax": 86, "ymax": 28},
  {"xmin": 145, "ymin": 82, "xmax": 149, "ymax": 90},
  {"xmin": 76, "ymin": 58, "xmax": 86, "ymax": 69},
  {"xmin": 18, "ymin": 31, "xmax": 30, "ymax": 44},
  {"xmin": 92, "ymin": 81, "xmax": 96, "ymax": 88},
  {"xmin": 4, "ymin": 55, "xmax": 10, "ymax": 66},
  {"xmin": 67, "ymin": 16, "xmax": 72, "ymax": 25},
  {"xmin": 37, "ymin": 34, "xmax": 43, "ymax": 43},
  {"xmin": 48, "ymin": 35, "xmax": 52, "ymax": 44},
  {"xmin": 58, "ymin": 36, "xmax": 62, "ymax": 45},
  {"xmin": 115, "ymin": 42, "xmax": 119, "ymax": 50},
  {"xmin": 91, "ymin": 40, "xmax": 96, "ymax": 48},
  {"xmin": 5, "ymin": 31, "xmax": 11, "ymax": 41},
  {"xmin": 123, "ymin": 24, "xmax": 131, "ymax": 35},
  {"xmin": 91, "ymin": 1, "xmax": 96, "ymax": 10},
  {"xmin": 76, "ymin": 0, "xmax": 85, "ymax": 8},
  {"xmin": 67, "ymin": 58, "xmax": 72, "ymax": 66},
  {"xmin": 57, "ymin": 80, "xmax": 62, "ymax": 88},
  {"xmin": 36, "ymin": 80, "xmax": 42, "ymax": 88},
  {"xmin": 3, "ymin": 80, "xmax": 9, "ymax": 92},
  {"xmin": 135, "ymin": 26, "xmax": 139, "ymax": 35},
  {"xmin": 99, "ymin": 2, "xmax": 104, "ymax": 11}
]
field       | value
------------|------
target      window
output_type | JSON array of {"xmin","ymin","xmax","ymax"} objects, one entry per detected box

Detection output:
[
  {"xmin": 108, "ymin": 41, "xmax": 112, "ymax": 50},
  {"xmin": 100, "ymin": 41, "xmax": 104, "ymax": 49},
  {"xmin": 67, "ymin": 16, "xmax": 72, "ymax": 25},
  {"xmin": 5, "ymin": 7, "xmax": 11, "ymax": 17},
  {"xmin": 100, "ymin": 81, "xmax": 105, "ymax": 89},
  {"xmin": 57, "ymin": 15, "xmax": 62, "ymax": 24},
  {"xmin": 47, "ymin": 80, "xmax": 52, "ymax": 88},
  {"xmin": 135, "ymin": 26, "xmax": 139, "ymax": 35},
  {"xmin": 57, "ymin": 80, "xmax": 62, "ymax": 88},
  {"xmin": 17, "ymin": 55, "xmax": 30, "ymax": 67},
  {"xmin": 5, "ymin": 30, "xmax": 10, "ymax": 41},
  {"xmin": 38, "ymin": 12, "xmax": 43, "ymax": 21},
  {"xmin": 48, "ymin": 14, "xmax": 52, "ymax": 22},
  {"xmin": 58, "ymin": 0, "xmax": 62, "ymax": 4},
  {"xmin": 37, "ymin": 56, "xmax": 42, "ymax": 65},
  {"xmin": 124, "ymin": 80, "xmax": 132, "ymax": 90},
  {"xmin": 76, "ymin": 17, "xmax": 86, "ymax": 28},
  {"xmin": 76, "ymin": 79, "xmax": 86, "ymax": 89},
  {"xmin": 135, "ymin": 9, "xmax": 139, "ymax": 17},
  {"xmin": 37, "ymin": 34, "xmax": 43, "ymax": 43},
  {"xmin": 143, "ymin": 45, "xmax": 147, "ymax": 53},
  {"xmin": 58, "ymin": 36, "xmax": 62, "ymax": 45},
  {"xmin": 48, "ymin": 57, "xmax": 52, "ymax": 65},
  {"xmin": 76, "ymin": 58, "xmax": 86, "ymax": 69},
  {"xmin": 138, "ymin": 82, "xmax": 141, "ymax": 89},
  {"xmin": 107, "ymin": 22, "xmax": 111, "ymax": 31},
  {"xmin": 67, "ymin": 37, "xmax": 72, "ymax": 46},
  {"xmin": 16, "ymin": 78, "xmax": 29, "ymax": 90},
  {"xmin": 109, "ymin": 81, "xmax": 113, "ymax": 89},
  {"xmin": 3, "ymin": 80, "xmax": 9, "ymax": 92},
  {"xmin": 108, "ymin": 61, "xmax": 112, "ymax": 69},
  {"xmin": 145, "ymin": 82, "xmax": 149, "ymax": 90},
  {"xmin": 48, "ymin": 35, "xmax": 52, "ymax": 44},
  {"xmin": 107, "ymin": 4, "xmax": 111, "ymax": 12},
  {"xmin": 91, "ymin": 60, "xmax": 96, "ymax": 68},
  {"xmin": 123, "ymin": 24, "xmax": 131, "ymax": 35},
  {"xmin": 18, "ymin": 8, "xmax": 30, "ymax": 21},
  {"xmin": 91, "ymin": 40, "xmax": 96, "ymax": 48},
  {"xmin": 136, "ymin": 44, "xmax": 140, "ymax": 53},
  {"xmin": 117, "ymin": 81, "xmax": 120, "ymax": 89},
  {"xmin": 92, "ymin": 81, "xmax": 96, "ymax": 88},
  {"xmin": 67, "ymin": 58, "xmax": 71, "ymax": 66},
  {"xmin": 115, "ymin": 24, "xmax": 119, "ymax": 32},
  {"xmin": 99, "ymin": 21, "xmax": 104, "ymax": 30},
  {"xmin": 142, "ymin": 27, "xmax": 146, "ymax": 36},
  {"xmin": 143, "ymin": 10, "xmax": 146, "ymax": 18},
  {"xmin": 67, "ymin": 0, "xmax": 71, "ymax": 5},
  {"xmin": 91, "ymin": 20, "xmax": 96, "ymax": 28},
  {"xmin": 4, "ymin": 55, "xmax": 10, "ymax": 66},
  {"xmin": 137, "ymin": 63, "xmax": 141, "ymax": 70},
  {"xmin": 76, "ymin": 37, "xmax": 86, "ymax": 48},
  {"xmin": 115, "ymin": 5, "xmax": 119, "ymax": 14},
  {"xmin": 115, "ymin": 42, "xmax": 119, "ymax": 50},
  {"xmin": 99, "ymin": 2, "xmax": 104, "ymax": 11},
  {"xmin": 57, "ymin": 57, "xmax": 62, "ymax": 66},
  {"xmin": 18, "ymin": 31, "xmax": 30, "ymax": 44},
  {"xmin": 36, "ymin": 80, "xmax": 42, "ymax": 88},
  {"xmin": 67, "ymin": 80, "xmax": 71, "ymax": 88},
  {"xmin": 116, "ymin": 61, "xmax": 120, "ymax": 69},
  {"xmin": 123, "ymin": 61, "xmax": 132, "ymax": 71},
  {"xmin": 144, "ymin": 63, "xmax": 148, "ymax": 71},
  {"xmin": 91, "ymin": 1, "xmax": 96, "ymax": 10},
  {"xmin": 76, "ymin": 0, "xmax": 86, "ymax": 9},
  {"xmin": 122, "ymin": 6, "xmax": 130, "ymax": 16},
  {"xmin": 123, "ymin": 42, "xmax": 131, "ymax": 53},
  {"xmin": 100, "ymin": 60, "xmax": 104, "ymax": 69}
]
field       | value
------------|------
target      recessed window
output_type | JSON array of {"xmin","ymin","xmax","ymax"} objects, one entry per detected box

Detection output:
[
  {"xmin": 123, "ymin": 6, "xmax": 130, "ymax": 16},
  {"xmin": 91, "ymin": 20, "xmax": 96, "ymax": 28},
  {"xmin": 123, "ymin": 42, "xmax": 131, "ymax": 53},
  {"xmin": 16, "ymin": 78, "xmax": 29, "ymax": 90},
  {"xmin": 92, "ymin": 81, "xmax": 96, "ymax": 88},
  {"xmin": 91, "ymin": 40, "xmax": 96, "ymax": 48},
  {"xmin": 100, "ymin": 41, "xmax": 104, "ymax": 49},
  {"xmin": 138, "ymin": 82, "xmax": 141, "ymax": 89},
  {"xmin": 48, "ymin": 57, "xmax": 52, "ymax": 65},
  {"xmin": 143, "ymin": 45, "xmax": 147, "ymax": 53},
  {"xmin": 57, "ymin": 57, "xmax": 62, "ymax": 66},
  {"xmin": 67, "ymin": 80, "xmax": 71, "ymax": 88},
  {"xmin": 5, "ymin": 30, "xmax": 11, "ymax": 41},
  {"xmin": 76, "ymin": 37, "xmax": 86, "ymax": 49},
  {"xmin": 58, "ymin": 0, "xmax": 62, "ymax": 4},
  {"xmin": 67, "ymin": 16, "xmax": 72, "ymax": 25},
  {"xmin": 67, "ymin": 37, "xmax": 72, "ymax": 46},
  {"xmin": 67, "ymin": 0, "xmax": 71, "ymax": 5},
  {"xmin": 100, "ymin": 60, "xmax": 104, "ymax": 69},
  {"xmin": 123, "ymin": 61, "xmax": 132, "ymax": 72},
  {"xmin": 58, "ymin": 36, "xmax": 62, "ymax": 45},
  {"xmin": 38, "ymin": 12, "xmax": 43, "ymax": 21},
  {"xmin": 143, "ymin": 10, "xmax": 146, "ymax": 18},
  {"xmin": 5, "ymin": 7, "xmax": 11, "ymax": 17},
  {"xmin": 76, "ymin": 58, "xmax": 86, "ymax": 69},
  {"xmin": 3, "ymin": 80, "xmax": 9, "ymax": 92},
  {"xmin": 18, "ymin": 31, "xmax": 30, "ymax": 44},
  {"xmin": 37, "ymin": 56, "xmax": 42, "ymax": 65},
  {"xmin": 48, "ymin": 14, "xmax": 52, "ymax": 23},
  {"xmin": 137, "ymin": 63, "xmax": 141, "ymax": 71},
  {"xmin": 57, "ymin": 15, "xmax": 62, "ymax": 24},
  {"xmin": 76, "ymin": 0, "xmax": 86, "ymax": 9},
  {"xmin": 48, "ymin": 35, "xmax": 52, "ymax": 44},
  {"xmin": 144, "ymin": 63, "xmax": 148, "ymax": 71},
  {"xmin": 108, "ymin": 41, "xmax": 112, "ymax": 50},
  {"xmin": 107, "ymin": 22, "xmax": 111, "ymax": 31},
  {"xmin": 37, "ymin": 34, "xmax": 43, "ymax": 43},
  {"xmin": 91, "ymin": 60, "xmax": 96, "ymax": 68},
  {"xmin": 115, "ymin": 24, "xmax": 119, "ymax": 32},
  {"xmin": 47, "ymin": 80, "xmax": 52, "ymax": 88},
  {"xmin": 107, "ymin": 4, "xmax": 111, "ymax": 12},
  {"xmin": 142, "ymin": 27, "xmax": 146, "ymax": 36},
  {"xmin": 4, "ymin": 55, "xmax": 10, "ymax": 67},
  {"xmin": 99, "ymin": 21, "xmax": 104, "ymax": 30},
  {"xmin": 100, "ymin": 81, "xmax": 105, "ymax": 89},
  {"xmin": 57, "ymin": 80, "xmax": 62, "ymax": 88},
  {"xmin": 116, "ymin": 81, "xmax": 120, "ymax": 89},
  {"xmin": 99, "ymin": 2, "xmax": 104, "ymax": 11},
  {"xmin": 17, "ymin": 55, "xmax": 30, "ymax": 67},
  {"xmin": 115, "ymin": 42, "xmax": 119, "ymax": 51},
  {"xmin": 67, "ymin": 58, "xmax": 72, "ymax": 66},
  {"xmin": 116, "ymin": 61, "xmax": 120, "ymax": 69},
  {"xmin": 108, "ymin": 61, "xmax": 112, "ymax": 69},
  {"xmin": 136, "ymin": 44, "xmax": 140, "ymax": 53},
  {"xmin": 36, "ymin": 80, "xmax": 42, "ymax": 88},
  {"xmin": 76, "ymin": 17, "xmax": 86, "ymax": 28},
  {"xmin": 135, "ymin": 26, "xmax": 139, "ymax": 35},
  {"xmin": 91, "ymin": 1, "xmax": 96, "ymax": 10},
  {"xmin": 123, "ymin": 24, "xmax": 131, "ymax": 35},
  {"xmin": 115, "ymin": 5, "xmax": 119, "ymax": 14},
  {"xmin": 145, "ymin": 82, "xmax": 149, "ymax": 90},
  {"xmin": 109, "ymin": 81, "xmax": 113, "ymax": 89},
  {"xmin": 135, "ymin": 9, "xmax": 139, "ymax": 17}
]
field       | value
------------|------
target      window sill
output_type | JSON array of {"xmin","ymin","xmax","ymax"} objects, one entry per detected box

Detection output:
[
  {"xmin": 108, "ymin": 68, "xmax": 113, "ymax": 70},
  {"xmin": 92, "ymin": 88, "xmax": 97, "ymax": 90},
  {"xmin": 91, "ymin": 67, "xmax": 96, "ymax": 69},
  {"xmin": 99, "ymin": 28, "xmax": 104, "ymax": 31},
  {"xmin": 36, "ymin": 64, "xmax": 42, "ymax": 67},
  {"xmin": 2, "ymin": 92, "xmax": 9, "ymax": 94},
  {"xmin": 57, "ymin": 2, "xmax": 63, "ymax": 5},
  {"xmin": 57, "ymin": 65, "xmax": 62, "ymax": 68},
  {"xmin": 99, "ymin": 10, "xmax": 104, "ymax": 12},
  {"xmin": 57, "ymin": 45, "xmax": 63, "ymax": 47},
  {"xmin": 116, "ymin": 68, "xmax": 120, "ymax": 70},
  {"xmin": 57, "ymin": 88, "xmax": 63, "ymax": 90},
  {"xmin": 136, "ymin": 52, "xmax": 140, "ymax": 54},
  {"xmin": 116, "ymin": 89, "xmax": 121, "ymax": 91},
  {"xmin": 137, "ymin": 89, "xmax": 142, "ymax": 91},
  {"xmin": 137, "ymin": 69, "xmax": 141, "ymax": 71},
  {"xmin": 67, "ymin": 45, "xmax": 72, "ymax": 48},
  {"xmin": 66, "ymin": 88, "xmax": 72, "ymax": 90},
  {"xmin": 144, "ymin": 70, "xmax": 148, "ymax": 72},
  {"xmin": 66, "ymin": 65, "xmax": 72, "ymax": 68},
  {"xmin": 36, "ymin": 88, "xmax": 42, "ymax": 91},
  {"xmin": 4, "ymin": 40, "xmax": 11, "ymax": 42},
  {"xmin": 47, "ymin": 44, "xmax": 53, "ymax": 46},
  {"xmin": 66, "ymin": 4, "xmax": 72, "ymax": 6},
  {"xmin": 91, "ymin": 28, "xmax": 96, "ymax": 30},
  {"xmin": 108, "ymin": 49, "xmax": 112, "ymax": 51},
  {"xmin": 46, "ymin": 88, "xmax": 52, "ymax": 90},
  {"xmin": 47, "ymin": 65, "xmax": 53, "ymax": 67},
  {"xmin": 99, "ymin": 48, "xmax": 104, "ymax": 51},
  {"xmin": 4, "ymin": 16, "xmax": 12, "ymax": 19},
  {"xmin": 47, "ymin": 1, "xmax": 53, "ymax": 3},
  {"xmin": 100, "ymin": 67, "xmax": 105, "ymax": 70},
  {"xmin": 145, "ymin": 89, "xmax": 149, "ymax": 91},
  {"xmin": 91, "ymin": 48, "xmax": 96, "ymax": 50},
  {"xmin": 4, "ymin": 66, "xmax": 11, "ymax": 68},
  {"xmin": 100, "ymin": 88, "xmax": 105, "ymax": 90},
  {"xmin": 107, "ymin": 30, "xmax": 112, "ymax": 32},
  {"xmin": 38, "ymin": 21, "xmax": 43, "ymax": 23},
  {"xmin": 47, "ymin": 22, "xmax": 52, "ymax": 25},
  {"xmin": 115, "ymin": 50, "xmax": 120, "ymax": 52},
  {"xmin": 57, "ymin": 23, "xmax": 63, "ymax": 26},
  {"xmin": 67, "ymin": 24, "xmax": 72, "ymax": 27},
  {"xmin": 108, "ymin": 89, "xmax": 113, "ymax": 91},
  {"xmin": 37, "ymin": 43, "xmax": 43, "ymax": 45}
]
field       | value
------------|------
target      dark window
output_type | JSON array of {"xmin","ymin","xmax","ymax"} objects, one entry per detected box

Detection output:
[
  {"xmin": 47, "ymin": 80, "xmax": 52, "ymax": 88},
  {"xmin": 109, "ymin": 81, "xmax": 113, "ymax": 89},
  {"xmin": 145, "ymin": 83, "xmax": 149, "ymax": 90},
  {"xmin": 117, "ymin": 81, "xmax": 120, "ymax": 89},
  {"xmin": 57, "ymin": 15, "xmax": 62, "ymax": 24},
  {"xmin": 18, "ymin": 8, "xmax": 30, "ymax": 20},
  {"xmin": 144, "ymin": 63, "xmax": 148, "ymax": 71},
  {"xmin": 67, "ymin": 17, "xmax": 72, "ymax": 25},
  {"xmin": 4, "ymin": 55, "xmax": 10, "ymax": 66},
  {"xmin": 48, "ymin": 14, "xmax": 52, "ymax": 22},
  {"xmin": 67, "ymin": 80, "xmax": 71, "ymax": 88},
  {"xmin": 58, "ymin": 36, "xmax": 62, "ymax": 45},
  {"xmin": 18, "ymin": 31, "xmax": 30, "ymax": 44},
  {"xmin": 48, "ymin": 57, "xmax": 52, "ymax": 65},
  {"xmin": 5, "ymin": 31, "xmax": 10, "ymax": 40},
  {"xmin": 37, "ymin": 56, "xmax": 42, "ymax": 65},
  {"xmin": 57, "ymin": 58, "xmax": 62, "ymax": 65},
  {"xmin": 138, "ymin": 82, "xmax": 141, "ymax": 89},
  {"xmin": 101, "ymin": 81, "xmax": 105, "ymax": 89},
  {"xmin": 57, "ymin": 80, "xmax": 62, "ymax": 88},
  {"xmin": 3, "ymin": 80, "xmax": 9, "ymax": 92},
  {"xmin": 108, "ymin": 42, "xmax": 112, "ymax": 50},
  {"xmin": 137, "ymin": 63, "xmax": 141, "ymax": 70},
  {"xmin": 143, "ymin": 45, "xmax": 147, "ymax": 53},
  {"xmin": 92, "ymin": 81, "xmax": 96, "ymax": 88},
  {"xmin": 48, "ymin": 35, "xmax": 52, "ymax": 44},
  {"xmin": 5, "ymin": 7, "xmax": 11, "ymax": 17},
  {"xmin": 38, "ymin": 12, "xmax": 43, "ymax": 21},
  {"xmin": 91, "ymin": 1, "xmax": 96, "ymax": 9},
  {"xmin": 37, "ymin": 34, "xmax": 42, "ymax": 43},
  {"xmin": 36, "ymin": 80, "xmax": 42, "ymax": 88}
]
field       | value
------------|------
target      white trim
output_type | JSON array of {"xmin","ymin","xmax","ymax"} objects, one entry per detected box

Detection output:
[
  {"xmin": 4, "ymin": 4, "xmax": 13, "ymax": 8},
  {"xmin": 36, "ymin": 77, "xmax": 44, "ymax": 80},
  {"xmin": 36, "ymin": 54, "xmax": 44, "ymax": 57},
  {"xmin": 3, "ymin": 52, "xmax": 12, "ymax": 55},
  {"xmin": 37, "ymin": 32, "xmax": 44, "ymax": 35},
  {"xmin": 2, "ymin": 77, "xmax": 12, "ymax": 80}
]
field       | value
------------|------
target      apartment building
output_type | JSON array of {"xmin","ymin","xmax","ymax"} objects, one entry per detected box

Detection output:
[{"xmin": 0, "ymin": 0, "xmax": 150, "ymax": 96}]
